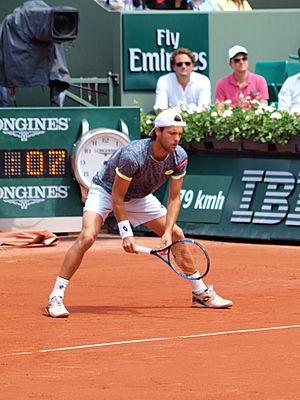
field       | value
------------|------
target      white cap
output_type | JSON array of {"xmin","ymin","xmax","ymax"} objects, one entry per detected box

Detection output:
[
  {"xmin": 154, "ymin": 108, "xmax": 186, "ymax": 128},
  {"xmin": 228, "ymin": 45, "xmax": 248, "ymax": 60}
]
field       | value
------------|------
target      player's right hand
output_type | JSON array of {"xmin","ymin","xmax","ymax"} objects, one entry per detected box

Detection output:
[{"xmin": 122, "ymin": 236, "xmax": 138, "ymax": 253}]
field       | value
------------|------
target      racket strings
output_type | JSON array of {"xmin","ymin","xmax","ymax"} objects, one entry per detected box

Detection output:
[{"xmin": 168, "ymin": 242, "xmax": 202, "ymax": 276}]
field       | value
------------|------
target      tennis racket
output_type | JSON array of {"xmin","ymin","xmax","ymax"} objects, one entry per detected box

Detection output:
[{"xmin": 136, "ymin": 239, "xmax": 210, "ymax": 280}]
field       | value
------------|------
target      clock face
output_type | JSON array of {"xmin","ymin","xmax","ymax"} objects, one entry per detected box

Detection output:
[{"xmin": 73, "ymin": 129, "xmax": 130, "ymax": 189}]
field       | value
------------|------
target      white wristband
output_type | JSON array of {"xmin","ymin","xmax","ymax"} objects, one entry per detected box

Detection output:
[{"xmin": 118, "ymin": 220, "xmax": 133, "ymax": 239}]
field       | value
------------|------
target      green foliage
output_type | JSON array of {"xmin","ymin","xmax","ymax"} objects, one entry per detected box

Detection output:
[
  {"xmin": 140, "ymin": 100, "xmax": 300, "ymax": 145},
  {"xmin": 140, "ymin": 110, "xmax": 156, "ymax": 136}
]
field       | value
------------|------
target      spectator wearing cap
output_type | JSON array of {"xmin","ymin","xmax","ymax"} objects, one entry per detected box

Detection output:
[
  {"xmin": 154, "ymin": 48, "xmax": 211, "ymax": 112},
  {"xmin": 216, "ymin": 0, "xmax": 251, "ymax": 10},
  {"xmin": 214, "ymin": 45, "xmax": 268, "ymax": 112},
  {"xmin": 278, "ymin": 48, "xmax": 300, "ymax": 115}
]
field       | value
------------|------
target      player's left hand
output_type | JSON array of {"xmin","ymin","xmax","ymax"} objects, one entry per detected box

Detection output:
[{"xmin": 158, "ymin": 233, "xmax": 172, "ymax": 253}]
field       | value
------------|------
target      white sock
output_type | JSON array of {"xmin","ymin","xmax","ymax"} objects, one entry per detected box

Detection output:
[
  {"xmin": 49, "ymin": 276, "xmax": 69, "ymax": 300},
  {"xmin": 189, "ymin": 272, "xmax": 207, "ymax": 294}
]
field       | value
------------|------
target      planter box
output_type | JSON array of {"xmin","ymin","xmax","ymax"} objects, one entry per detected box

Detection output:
[
  {"xmin": 241, "ymin": 140, "xmax": 269, "ymax": 152},
  {"xmin": 187, "ymin": 137, "xmax": 242, "ymax": 152},
  {"xmin": 180, "ymin": 141, "xmax": 191, "ymax": 151},
  {"xmin": 289, "ymin": 136, "xmax": 300, "ymax": 152},
  {"xmin": 267, "ymin": 142, "xmax": 296, "ymax": 153},
  {"xmin": 212, "ymin": 137, "xmax": 242, "ymax": 151},
  {"xmin": 182, "ymin": 136, "xmax": 300, "ymax": 154},
  {"xmin": 267, "ymin": 136, "xmax": 300, "ymax": 153},
  {"xmin": 188, "ymin": 140, "xmax": 213, "ymax": 151}
]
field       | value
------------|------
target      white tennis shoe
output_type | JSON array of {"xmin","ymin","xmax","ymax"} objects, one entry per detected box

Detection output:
[
  {"xmin": 45, "ymin": 296, "xmax": 69, "ymax": 318},
  {"xmin": 192, "ymin": 285, "xmax": 232, "ymax": 309}
]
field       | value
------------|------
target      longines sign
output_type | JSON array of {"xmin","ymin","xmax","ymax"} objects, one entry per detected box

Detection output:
[
  {"xmin": 0, "ymin": 107, "xmax": 140, "ymax": 219},
  {"xmin": 0, "ymin": 185, "xmax": 69, "ymax": 210},
  {"xmin": 123, "ymin": 13, "xmax": 209, "ymax": 90},
  {"xmin": 0, "ymin": 117, "xmax": 69, "ymax": 141}
]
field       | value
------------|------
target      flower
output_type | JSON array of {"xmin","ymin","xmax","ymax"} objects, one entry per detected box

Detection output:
[
  {"xmin": 222, "ymin": 109, "xmax": 233, "ymax": 118},
  {"xmin": 251, "ymin": 99, "xmax": 261, "ymax": 106},
  {"xmin": 140, "ymin": 100, "xmax": 300, "ymax": 145},
  {"xmin": 270, "ymin": 112, "xmax": 282, "ymax": 120},
  {"xmin": 255, "ymin": 108, "xmax": 264, "ymax": 115},
  {"xmin": 259, "ymin": 103, "xmax": 274, "ymax": 112},
  {"xmin": 186, "ymin": 104, "xmax": 206, "ymax": 114}
]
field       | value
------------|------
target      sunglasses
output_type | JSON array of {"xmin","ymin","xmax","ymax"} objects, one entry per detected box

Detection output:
[
  {"xmin": 175, "ymin": 61, "xmax": 192, "ymax": 67},
  {"xmin": 233, "ymin": 56, "xmax": 248, "ymax": 63}
]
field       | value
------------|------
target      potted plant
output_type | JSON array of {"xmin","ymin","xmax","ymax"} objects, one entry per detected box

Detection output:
[{"xmin": 140, "ymin": 98, "xmax": 300, "ymax": 153}]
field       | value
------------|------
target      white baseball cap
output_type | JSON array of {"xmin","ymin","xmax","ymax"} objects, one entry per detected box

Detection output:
[
  {"xmin": 228, "ymin": 45, "xmax": 248, "ymax": 60},
  {"xmin": 154, "ymin": 108, "xmax": 186, "ymax": 128}
]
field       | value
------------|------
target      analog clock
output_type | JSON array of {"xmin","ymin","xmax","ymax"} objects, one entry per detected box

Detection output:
[{"xmin": 72, "ymin": 119, "xmax": 130, "ymax": 190}]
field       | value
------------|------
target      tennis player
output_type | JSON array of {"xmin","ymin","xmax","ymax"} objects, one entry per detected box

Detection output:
[{"xmin": 46, "ymin": 108, "xmax": 232, "ymax": 317}]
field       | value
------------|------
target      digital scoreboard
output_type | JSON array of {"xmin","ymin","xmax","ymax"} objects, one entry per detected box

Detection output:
[
  {"xmin": 0, "ymin": 149, "xmax": 67, "ymax": 178},
  {"xmin": 0, "ymin": 107, "xmax": 140, "ymax": 232}
]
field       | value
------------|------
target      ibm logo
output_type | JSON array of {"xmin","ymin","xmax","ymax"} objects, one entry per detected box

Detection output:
[{"xmin": 231, "ymin": 170, "xmax": 300, "ymax": 226}]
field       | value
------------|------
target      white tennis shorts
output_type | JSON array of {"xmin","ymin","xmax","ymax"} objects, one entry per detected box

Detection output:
[{"xmin": 84, "ymin": 183, "xmax": 167, "ymax": 227}]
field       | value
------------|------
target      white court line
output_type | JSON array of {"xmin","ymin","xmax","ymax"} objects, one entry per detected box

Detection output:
[{"xmin": 2, "ymin": 324, "xmax": 300, "ymax": 358}]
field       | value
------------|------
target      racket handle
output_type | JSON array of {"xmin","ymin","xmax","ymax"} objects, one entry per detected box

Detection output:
[{"xmin": 136, "ymin": 245, "xmax": 152, "ymax": 254}]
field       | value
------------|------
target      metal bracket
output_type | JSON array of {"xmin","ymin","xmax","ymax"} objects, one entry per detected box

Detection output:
[
  {"xmin": 109, "ymin": 73, "xmax": 119, "ymax": 85},
  {"xmin": 118, "ymin": 119, "xmax": 129, "ymax": 136},
  {"xmin": 81, "ymin": 118, "xmax": 90, "ymax": 136}
]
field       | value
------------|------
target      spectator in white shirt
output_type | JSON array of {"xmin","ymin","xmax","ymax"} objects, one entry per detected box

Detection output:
[
  {"xmin": 278, "ymin": 48, "xmax": 300, "ymax": 114},
  {"xmin": 188, "ymin": 0, "xmax": 220, "ymax": 11},
  {"xmin": 154, "ymin": 48, "xmax": 211, "ymax": 112}
]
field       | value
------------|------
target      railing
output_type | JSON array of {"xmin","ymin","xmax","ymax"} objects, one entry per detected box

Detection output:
[{"xmin": 64, "ymin": 73, "xmax": 117, "ymax": 107}]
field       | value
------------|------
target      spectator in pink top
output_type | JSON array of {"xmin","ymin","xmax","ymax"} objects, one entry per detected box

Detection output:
[{"xmin": 215, "ymin": 45, "xmax": 268, "ymax": 112}]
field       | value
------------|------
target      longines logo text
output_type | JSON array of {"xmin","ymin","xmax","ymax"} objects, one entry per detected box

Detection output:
[
  {"xmin": 0, "ymin": 185, "xmax": 69, "ymax": 209},
  {"xmin": 0, "ymin": 117, "xmax": 70, "ymax": 142}
]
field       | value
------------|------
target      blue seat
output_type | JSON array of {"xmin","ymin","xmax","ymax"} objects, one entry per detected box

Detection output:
[
  {"xmin": 289, "ymin": 54, "xmax": 298, "ymax": 60},
  {"xmin": 286, "ymin": 61, "xmax": 300, "ymax": 77},
  {"xmin": 255, "ymin": 60, "xmax": 288, "ymax": 104}
]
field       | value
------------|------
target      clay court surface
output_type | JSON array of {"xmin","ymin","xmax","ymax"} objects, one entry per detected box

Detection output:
[{"xmin": 0, "ymin": 234, "xmax": 299, "ymax": 399}]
